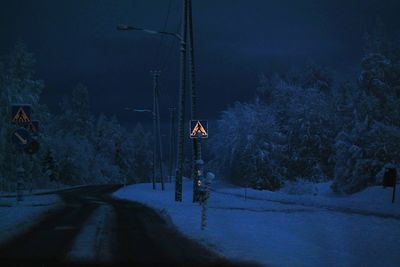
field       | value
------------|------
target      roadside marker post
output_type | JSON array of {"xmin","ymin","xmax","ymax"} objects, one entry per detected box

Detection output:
[
  {"xmin": 383, "ymin": 168, "xmax": 397, "ymax": 203},
  {"xmin": 10, "ymin": 104, "xmax": 41, "ymax": 197},
  {"xmin": 23, "ymin": 122, "xmax": 40, "ymax": 193},
  {"xmin": 16, "ymin": 167, "xmax": 25, "ymax": 202},
  {"xmin": 199, "ymin": 171, "xmax": 215, "ymax": 230},
  {"xmin": 190, "ymin": 120, "xmax": 208, "ymax": 202}
]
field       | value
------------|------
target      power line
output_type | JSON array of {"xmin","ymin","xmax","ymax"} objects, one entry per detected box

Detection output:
[
  {"xmin": 159, "ymin": 0, "xmax": 182, "ymax": 114},
  {"xmin": 154, "ymin": 0, "xmax": 173, "ymax": 68},
  {"xmin": 160, "ymin": 0, "xmax": 182, "ymax": 72}
]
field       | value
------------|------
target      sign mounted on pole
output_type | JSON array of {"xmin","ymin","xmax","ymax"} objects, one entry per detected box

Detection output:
[
  {"xmin": 25, "ymin": 139, "xmax": 40, "ymax": 155},
  {"xmin": 11, "ymin": 128, "xmax": 32, "ymax": 148},
  {"xmin": 11, "ymin": 105, "xmax": 32, "ymax": 124},
  {"xmin": 190, "ymin": 120, "xmax": 208, "ymax": 139},
  {"xmin": 25, "ymin": 120, "xmax": 40, "ymax": 136}
]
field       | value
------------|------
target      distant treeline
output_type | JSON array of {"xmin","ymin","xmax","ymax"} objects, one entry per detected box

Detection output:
[
  {"xmin": 206, "ymin": 19, "xmax": 400, "ymax": 193},
  {"xmin": 0, "ymin": 42, "xmax": 153, "ymax": 191}
]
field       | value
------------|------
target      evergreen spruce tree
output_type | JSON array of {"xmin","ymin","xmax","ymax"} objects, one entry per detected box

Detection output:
[
  {"xmin": 71, "ymin": 83, "xmax": 90, "ymax": 136},
  {"xmin": 42, "ymin": 149, "xmax": 58, "ymax": 182}
]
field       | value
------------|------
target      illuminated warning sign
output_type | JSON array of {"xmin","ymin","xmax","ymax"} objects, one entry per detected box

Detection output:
[
  {"xmin": 11, "ymin": 105, "xmax": 31, "ymax": 124},
  {"xmin": 25, "ymin": 120, "xmax": 39, "ymax": 135},
  {"xmin": 190, "ymin": 120, "xmax": 208, "ymax": 139}
]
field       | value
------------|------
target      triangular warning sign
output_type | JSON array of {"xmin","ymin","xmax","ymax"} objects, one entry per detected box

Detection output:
[
  {"xmin": 190, "ymin": 121, "xmax": 208, "ymax": 138},
  {"xmin": 12, "ymin": 107, "xmax": 31, "ymax": 123},
  {"xmin": 27, "ymin": 122, "xmax": 37, "ymax": 133}
]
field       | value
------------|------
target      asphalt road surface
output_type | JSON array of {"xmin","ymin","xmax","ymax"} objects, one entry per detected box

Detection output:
[{"xmin": 0, "ymin": 185, "xmax": 256, "ymax": 267}]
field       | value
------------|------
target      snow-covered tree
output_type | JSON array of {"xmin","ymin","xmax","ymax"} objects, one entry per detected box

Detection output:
[
  {"xmin": 302, "ymin": 62, "xmax": 333, "ymax": 93},
  {"xmin": 332, "ymin": 120, "xmax": 400, "ymax": 193},
  {"xmin": 130, "ymin": 123, "xmax": 153, "ymax": 183},
  {"xmin": 257, "ymin": 74, "xmax": 338, "ymax": 180},
  {"xmin": 90, "ymin": 114, "xmax": 128, "ymax": 183},
  {"xmin": 0, "ymin": 42, "xmax": 156, "ymax": 189},
  {"xmin": 42, "ymin": 149, "xmax": 59, "ymax": 182},
  {"xmin": 332, "ymin": 20, "xmax": 400, "ymax": 193},
  {"xmin": 71, "ymin": 83, "xmax": 91, "ymax": 136},
  {"xmin": 210, "ymin": 101, "xmax": 286, "ymax": 190},
  {"xmin": 0, "ymin": 42, "xmax": 44, "ymax": 186}
]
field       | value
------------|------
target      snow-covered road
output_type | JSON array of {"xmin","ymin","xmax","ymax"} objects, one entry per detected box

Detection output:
[
  {"xmin": 0, "ymin": 185, "xmax": 235, "ymax": 266},
  {"xmin": 113, "ymin": 179, "xmax": 400, "ymax": 267}
]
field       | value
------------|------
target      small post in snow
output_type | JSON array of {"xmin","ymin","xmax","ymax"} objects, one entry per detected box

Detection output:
[
  {"xmin": 16, "ymin": 167, "xmax": 25, "ymax": 202},
  {"xmin": 244, "ymin": 180, "xmax": 249, "ymax": 201},
  {"xmin": 199, "ymin": 171, "xmax": 214, "ymax": 230},
  {"xmin": 383, "ymin": 167, "xmax": 397, "ymax": 203}
]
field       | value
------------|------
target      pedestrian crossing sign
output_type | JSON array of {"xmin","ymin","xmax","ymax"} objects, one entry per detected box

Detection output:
[
  {"xmin": 25, "ymin": 120, "xmax": 40, "ymax": 135},
  {"xmin": 11, "ymin": 105, "xmax": 31, "ymax": 124},
  {"xmin": 190, "ymin": 120, "xmax": 208, "ymax": 139}
]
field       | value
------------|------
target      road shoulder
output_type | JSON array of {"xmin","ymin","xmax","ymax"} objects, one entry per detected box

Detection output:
[{"xmin": 0, "ymin": 194, "xmax": 64, "ymax": 246}]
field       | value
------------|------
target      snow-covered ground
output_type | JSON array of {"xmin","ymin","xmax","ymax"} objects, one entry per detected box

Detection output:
[
  {"xmin": 212, "ymin": 180, "xmax": 400, "ymax": 219},
  {"xmin": 113, "ymin": 179, "xmax": 400, "ymax": 267},
  {"xmin": 0, "ymin": 194, "xmax": 63, "ymax": 245}
]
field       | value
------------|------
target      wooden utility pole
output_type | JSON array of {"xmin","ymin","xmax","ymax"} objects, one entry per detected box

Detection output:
[
  {"xmin": 175, "ymin": 0, "xmax": 204, "ymax": 202},
  {"xmin": 187, "ymin": 0, "xmax": 202, "ymax": 202},
  {"xmin": 155, "ymin": 71, "xmax": 164, "ymax": 191},
  {"xmin": 175, "ymin": 0, "xmax": 188, "ymax": 202},
  {"xmin": 116, "ymin": 4, "xmax": 196, "ymax": 198},
  {"xmin": 152, "ymin": 70, "xmax": 164, "ymax": 191},
  {"xmin": 152, "ymin": 71, "xmax": 157, "ymax": 190},
  {"xmin": 168, "ymin": 107, "xmax": 176, "ymax": 183}
]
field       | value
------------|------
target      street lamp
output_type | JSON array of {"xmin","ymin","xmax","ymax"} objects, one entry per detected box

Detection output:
[
  {"xmin": 117, "ymin": 24, "xmax": 183, "ymax": 41},
  {"xmin": 124, "ymin": 107, "xmax": 153, "ymax": 114},
  {"xmin": 118, "ymin": 0, "xmax": 203, "ymax": 203},
  {"xmin": 117, "ymin": 16, "xmax": 188, "ymax": 202}
]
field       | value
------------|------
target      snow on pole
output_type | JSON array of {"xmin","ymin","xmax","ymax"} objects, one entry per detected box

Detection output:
[
  {"xmin": 200, "ymin": 172, "xmax": 215, "ymax": 230},
  {"xmin": 201, "ymin": 198, "xmax": 207, "ymax": 230}
]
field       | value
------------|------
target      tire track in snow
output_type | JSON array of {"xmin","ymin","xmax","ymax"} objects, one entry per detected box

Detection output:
[{"xmin": 66, "ymin": 203, "xmax": 116, "ymax": 263}]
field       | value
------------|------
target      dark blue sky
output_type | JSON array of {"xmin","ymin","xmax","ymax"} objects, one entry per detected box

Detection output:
[{"xmin": 1, "ymin": 0, "xmax": 399, "ymax": 126}]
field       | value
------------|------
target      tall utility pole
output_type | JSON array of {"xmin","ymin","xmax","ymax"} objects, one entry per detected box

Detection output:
[
  {"xmin": 175, "ymin": 0, "xmax": 188, "ymax": 202},
  {"xmin": 176, "ymin": 0, "xmax": 203, "ymax": 202},
  {"xmin": 168, "ymin": 107, "xmax": 176, "ymax": 183},
  {"xmin": 151, "ymin": 71, "xmax": 158, "ymax": 190},
  {"xmin": 116, "ymin": 0, "xmax": 202, "ymax": 201},
  {"xmin": 155, "ymin": 71, "xmax": 165, "ymax": 191},
  {"xmin": 187, "ymin": 0, "xmax": 202, "ymax": 202},
  {"xmin": 152, "ymin": 70, "xmax": 164, "ymax": 191}
]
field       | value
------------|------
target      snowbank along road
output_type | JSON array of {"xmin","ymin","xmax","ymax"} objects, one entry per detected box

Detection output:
[{"xmin": 0, "ymin": 185, "xmax": 256, "ymax": 267}]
